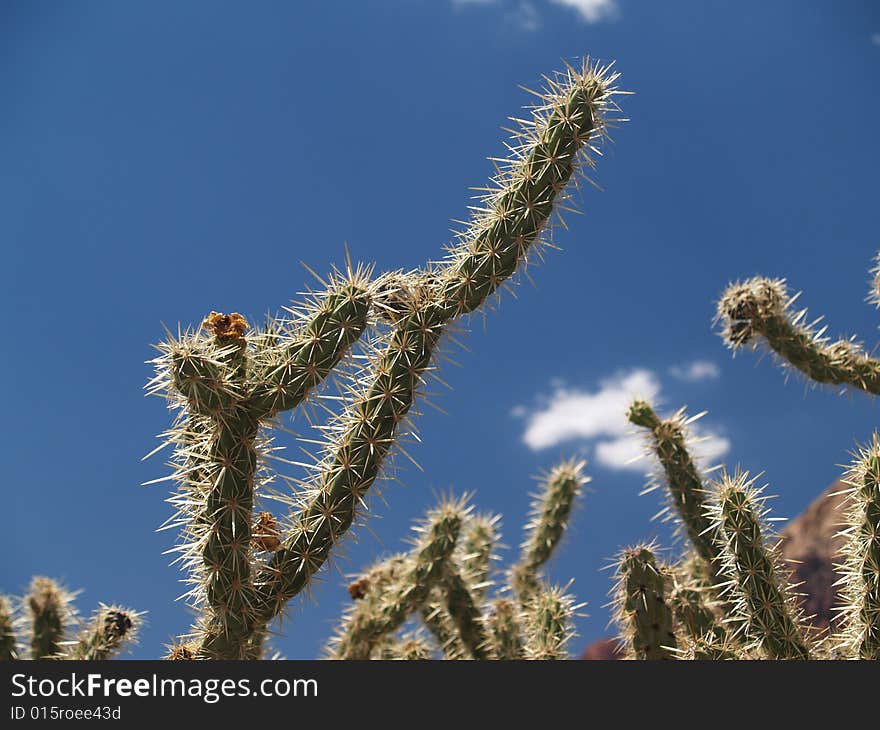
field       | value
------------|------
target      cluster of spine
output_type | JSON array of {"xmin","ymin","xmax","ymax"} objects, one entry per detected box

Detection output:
[
  {"xmin": 328, "ymin": 458, "xmax": 587, "ymax": 659},
  {"xmin": 146, "ymin": 60, "xmax": 620, "ymax": 659},
  {"xmin": 715, "ymin": 275, "xmax": 880, "ymax": 395},
  {"xmin": 0, "ymin": 578, "xmax": 139, "ymax": 661}
]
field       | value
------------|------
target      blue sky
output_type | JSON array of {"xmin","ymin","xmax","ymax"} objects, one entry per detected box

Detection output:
[{"xmin": 2, "ymin": 1, "xmax": 879, "ymax": 659}]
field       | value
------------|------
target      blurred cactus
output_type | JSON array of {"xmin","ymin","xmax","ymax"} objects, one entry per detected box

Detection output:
[
  {"xmin": 328, "ymin": 458, "xmax": 588, "ymax": 659},
  {"xmin": 0, "ymin": 578, "xmax": 140, "ymax": 661}
]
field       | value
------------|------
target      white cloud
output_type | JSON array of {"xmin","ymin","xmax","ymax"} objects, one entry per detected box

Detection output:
[
  {"xmin": 549, "ymin": 0, "xmax": 617, "ymax": 23},
  {"xmin": 516, "ymin": 367, "xmax": 731, "ymax": 472},
  {"xmin": 451, "ymin": 0, "xmax": 617, "ymax": 27},
  {"xmin": 520, "ymin": 369, "xmax": 661, "ymax": 450},
  {"xmin": 669, "ymin": 360, "xmax": 721, "ymax": 382},
  {"xmin": 872, "ymin": 33, "xmax": 880, "ymax": 46}
]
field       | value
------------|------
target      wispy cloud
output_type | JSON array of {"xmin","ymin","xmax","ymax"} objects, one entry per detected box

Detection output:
[
  {"xmin": 451, "ymin": 0, "xmax": 617, "ymax": 30},
  {"xmin": 549, "ymin": 0, "xmax": 617, "ymax": 23},
  {"xmin": 872, "ymin": 33, "xmax": 880, "ymax": 46},
  {"xmin": 514, "ymin": 367, "xmax": 730, "ymax": 472},
  {"xmin": 669, "ymin": 360, "xmax": 721, "ymax": 383}
]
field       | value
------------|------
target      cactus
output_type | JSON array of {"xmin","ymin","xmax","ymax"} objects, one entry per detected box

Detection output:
[
  {"xmin": 0, "ymin": 578, "xmax": 141, "ymax": 661},
  {"xmin": 511, "ymin": 459, "xmax": 587, "ymax": 601},
  {"xmin": 716, "ymin": 275, "xmax": 880, "ymax": 395},
  {"xmin": 0, "ymin": 596, "xmax": 18, "ymax": 661},
  {"xmin": 837, "ymin": 435, "xmax": 880, "ymax": 659},
  {"xmin": 522, "ymin": 585, "xmax": 580, "ymax": 660},
  {"xmin": 613, "ymin": 545, "xmax": 678, "ymax": 660},
  {"xmin": 328, "ymin": 457, "xmax": 588, "ymax": 659},
  {"xmin": 139, "ymin": 59, "xmax": 620, "ymax": 660},
  {"xmin": 627, "ymin": 402, "xmax": 724, "ymax": 587},
  {"xmin": 487, "ymin": 599, "xmax": 526, "ymax": 660},
  {"xmin": 70, "ymin": 605, "xmax": 140, "ymax": 661},
  {"xmin": 25, "ymin": 577, "xmax": 77, "ymax": 660},
  {"xmin": 706, "ymin": 471, "xmax": 812, "ymax": 660}
]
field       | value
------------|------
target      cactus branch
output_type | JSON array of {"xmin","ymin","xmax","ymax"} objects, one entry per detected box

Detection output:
[
  {"xmin": 0, "ymin": 596, "xmax": 17, "ymax": 660},
  {"xmin": 716, "ymin": 277, "xmax": 880, "ymax": 395},
  {"xmin": 511, "ymin": 458, "xmax": 587, "ymax": 601},
  {"xmin": 69, "ymin": 606, "xmax": 140, "ymax": 660},
  {"xmin": 708, "ymin": 471, "xmax": 811, "ymax": 660},
  {"xmin": 837, "ymin": 435, "xmax": 880, "ymax": 659},
  {"xmin": 331, "ymin": 501, "xmax": 465, "ymax": 659},
  {"xmin": 25, "ymin": 577, "xmax": 76, "ymax": 660},
  {"xmin": 614, "ymin": 546, "xmax": 678, "ymax": 660}
]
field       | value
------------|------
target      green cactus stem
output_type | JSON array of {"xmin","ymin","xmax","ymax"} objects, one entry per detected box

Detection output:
[
  {"xmin": 708, "ymin": 471, "xmax": 811, "ymax": 660},
  {"xmin": 716, "ymin": 276, "xmax": 880, "ymax": 395},
  {"xmin": 522, "ymin": 585, "xmax": 578, "ymax": 660},
  {"xmin": 627, "ymin": 401, "xmax": 725, "ymax": 582},
  {"xmin": 511, "ymin": 459, "xmax": 587, "ymax": 601},
  {"xmin": 615, "ymin": 546, "xmax": 678, "ymax": 660},
  {"xmin": 419, "ymin": 598, "xmax": 467, "ymax": 659},
  {"xmin": 488, "ymin": 599, "xmax": 526, "ymax": 660},
  {"xmin": 0, "ymin": 596, "xmax": 17, "ymax": 660},
  {"xmin": 838, "ymin": 436, "xmax": 880, "ymax": 659},
  {"xmin": 440, "ymin": 562, "xmax": 491, "ymax": 660},
  {"xmin": 25, "ymin": 578, "xmax": 77, "ymax": 660},
  {"xmin": 670, "ymin": 580, "xmax": 725, "ymax": 646},
  {"xmin": 331, "ymin": 501, "xmax": 465, "ymax": 659},
  {"xmin": 69, "ymin": 606, "xmax": 140, "ymax": 660}
]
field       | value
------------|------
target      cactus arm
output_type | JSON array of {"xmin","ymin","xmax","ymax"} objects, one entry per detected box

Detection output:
[
  {"xmin": 439, "ymin": 561, "xmax": 491, "ymax": 660},
  {"xmin": 0, "ymin": 596, "xmax": 18, "ymax": 660},
  {"xmin": 331, "ymin": 502, "xmax": 463, "ymax": 660},
  {"xmin": 627, "ymin": 402, "xmax": 723, "ymax": 577},
  {"xmin": 670, "ymin": 583, "xmax": 724, "ymax": 645},
  {"xmin": 708, "ymin": 472, "xmax": 812, "ymax": 660},
  {"xmin": 246, "ymin": 284, "xmax": 372, "ymax": 418},
  {"xmin": 522, "ymin": 585, "xmax": 577, "ymax": 660},
  {"xmin": 69, "ymin": 606, "xmax": 139, "ymax": 661},
  {"xmin": 488, "ymin": 599, "xmax": 526, "ymax": 660},
  {"xmin": 614, "ymin": 546, "xmax": 678, "ymax": 660},
  {"xmin": 419, "ymin": 513, "xmax": 497, "ymax": 658},
  {"xmin": 250, "ymin": 305, "xmax": 446, "ymax": 637},
  {"xmin": 716, "ymin": 277, "xmax": 880, "ymax": 395},
  {"xmin": 419, "ymin": 597, "xmax": 468, "ymax": 659},
  {"xmin": 434, "ymin": 62, "xmax": 619, "ymax": 318},
  {"xmin": 838, "ymin": 436, "xmax": 880, "ymax": 659},
  {"xmin": 25, "ymin": 577, "xmax": 75, "ymax": 660},
  {"xmin": 510, "ymin": 459, "xmax": 586, "ymax": 602}
]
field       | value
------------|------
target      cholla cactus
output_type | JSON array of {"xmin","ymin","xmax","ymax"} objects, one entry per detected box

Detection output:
[
  {"xmin": 144, "ymin": 59, "xmax": 621, "ymax": 659},
  {"xmin": 328, "ymin": 458, "xmax": 588, "ymax": 659},
  {"xmin": 706, "ymin": 471, "xmax": 812, "ymax": 660},
  {"xmin": 715, "ymin": 274, "xmax": 880, "ymax": 395},
  {"xmin": 836, "ymin": 435, "xmax": 880, "ymax": 659},
  {"xmin": 627, "ymin": 402, "xmax": 724, "ymax": 585},
  {"xmin": 613, "ymin": 545, "xmax": 678, "ymax": 660},
  {"xmin": 68, "ymin": 605, "xmax": 141, "ymax": 661},
  {"xmin": 0, "ymin": 578, "xmax": 140, "ymax": 661},
  {"xmin": 511, "ymin": 458, "xmax": 587, "ymax": 601},
  {"xmin": 0, "ymin": 596, "xmax": 18, "ymax": 661}
]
